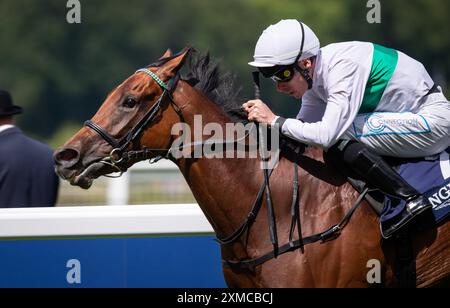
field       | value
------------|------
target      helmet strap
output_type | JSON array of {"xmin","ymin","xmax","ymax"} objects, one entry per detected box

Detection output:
[
  {"xmin": 295, "ymin": 65, "xmax": 313, "ymax": 90},
  {"xmin": 294, "ymin": 21, "xmax": 314, "ymax": 90}
]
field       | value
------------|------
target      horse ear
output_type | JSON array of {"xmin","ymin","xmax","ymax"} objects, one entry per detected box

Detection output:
[
  {"xmin": 159, "ymin": 49, "xmax": 173, "ymax": 60},
  {"xmin": 158, "ymin": 47, "xmax": 191, "ymax": 79}
]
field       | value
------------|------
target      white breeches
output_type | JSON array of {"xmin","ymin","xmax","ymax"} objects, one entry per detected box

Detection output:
[{"xmin": 346, "ymin": 91, "xmax": 450, "ymax": 158}]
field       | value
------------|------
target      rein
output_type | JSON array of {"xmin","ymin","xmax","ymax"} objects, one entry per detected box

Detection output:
[
  {"xmin": 218, "ymin": 71, "xmax": 369, "ymax": 270},
  {"xmin": 84, "ymin": 66, "xmax": 368, "ymax": 270},
  {"xmin": 84, "ymin": 68, "xmax": 258, "ymax": 176},
  {"xmin": 222, "ymin": 187, "xmax": 369, "ymax": 269},
  {"xmin": 84, "ymin": 69, "xmax": 182, "ymax": 175}
]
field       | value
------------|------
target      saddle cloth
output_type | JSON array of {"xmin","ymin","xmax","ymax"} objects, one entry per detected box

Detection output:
[{"xmin": 381, "ymin": 148, "xmax": 450, "ymax": 227}]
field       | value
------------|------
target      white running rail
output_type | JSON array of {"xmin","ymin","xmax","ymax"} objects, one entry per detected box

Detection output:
[{"xmin": 0, "ymin": 204, "xmax": 214, "ymax": 239}]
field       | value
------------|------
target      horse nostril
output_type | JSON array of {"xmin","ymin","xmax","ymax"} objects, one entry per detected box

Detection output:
[{"xmin": 54, "ymin": 148, "xmax": 80, "ymax": 167}]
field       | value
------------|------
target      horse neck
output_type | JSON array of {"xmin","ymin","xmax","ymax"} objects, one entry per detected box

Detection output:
[
  {"xmin": 169, "ymin": 82, "xmax": 373, "ymax": 253},
  {"xmin": 171, "ymin": 82, "xmax": 262, "ymax": 237}
]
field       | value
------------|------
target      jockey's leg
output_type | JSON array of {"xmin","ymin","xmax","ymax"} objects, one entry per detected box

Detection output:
[
  {"xmin": 346, "ymin": 91, "xmax": 450, "ymax": 158},
  {"xmin": 327, "ymin": 141, "xmax": 432, "ymax": 239},
  {"xmin": 327, "ymin": 90, "xmax": 449, "ymax": 237}
]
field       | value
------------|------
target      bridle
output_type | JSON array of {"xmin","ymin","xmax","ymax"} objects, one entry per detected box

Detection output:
[
  {"xmin": 84, "ymin": 66, "xmax": 257, "ymax": 176},
  {"xmin": 84, "ymin": 68, "xmax": 182, "ymax": 176},
  {"xmin": 84, "ymin": 64, "xmax": 368, "ymax": 270}
]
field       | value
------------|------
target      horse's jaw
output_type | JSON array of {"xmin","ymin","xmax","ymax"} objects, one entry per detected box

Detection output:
[
  {"xmin": 69, "ymin": 161, "xmax": 106, "ymax": 189},
  {"xmin": 69, "ymin": 157, "xmax": 137, "ymax": 189},
  {"xmin": 70, "ymin": 163, "xmax": 100, "ymax": 190}
]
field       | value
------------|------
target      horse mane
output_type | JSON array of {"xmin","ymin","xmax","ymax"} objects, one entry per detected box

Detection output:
[
  {"xmin": 149, "ymin": 48, "xmax": 248, "ymax": 123},
  {"xmin": 182, "ymin": 49, "xmax": 249, "ymax": 123}
]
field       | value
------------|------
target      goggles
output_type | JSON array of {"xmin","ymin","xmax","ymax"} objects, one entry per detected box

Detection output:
[{"xmin": 259, "ymin": 65, "xmax": 295, "ymax": 83}]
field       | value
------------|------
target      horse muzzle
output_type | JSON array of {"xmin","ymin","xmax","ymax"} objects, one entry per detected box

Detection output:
[{"xmin": 54, "ymin": 146, "xmax": 111, "ymax": 189}]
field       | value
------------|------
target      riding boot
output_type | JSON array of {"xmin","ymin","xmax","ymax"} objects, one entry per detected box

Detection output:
[{"xmin": 331, "ymin": 141, "xmax": 432, "ymax": 239}]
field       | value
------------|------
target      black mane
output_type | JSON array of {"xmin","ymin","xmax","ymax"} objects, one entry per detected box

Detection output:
[
  {"xmin": 150, "ymin": 49, "xmax": 306, "ymax": 158},
  {"xmin": 182, "ymin": 50, "xmax": 248, "ymax": 123}
]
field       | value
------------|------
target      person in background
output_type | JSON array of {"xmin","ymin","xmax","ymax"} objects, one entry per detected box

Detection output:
[{"xmin": 0, "ymin": 90, "xmax": 59, "ymax": 208}]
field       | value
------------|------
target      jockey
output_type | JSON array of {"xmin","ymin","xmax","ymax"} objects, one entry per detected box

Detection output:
[{"xmin": 244, "ymin": 19, "xmax": 450, "ymax": 239}]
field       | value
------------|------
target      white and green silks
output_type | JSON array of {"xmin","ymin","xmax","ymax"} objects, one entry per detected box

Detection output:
[{"xmin": 279, "ymin": 41, "xmax": 450, "ymax": 157}]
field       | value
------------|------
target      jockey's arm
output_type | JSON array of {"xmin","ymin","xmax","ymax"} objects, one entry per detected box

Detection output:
[{"xmin": 276, "ymin": 60, "xmax": 366, "ymax": 150}]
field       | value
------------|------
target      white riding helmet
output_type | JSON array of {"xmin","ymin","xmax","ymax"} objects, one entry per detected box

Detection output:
[{"xmin": 249, "ymin": 19, "xmax": 320, "ymax": 68}]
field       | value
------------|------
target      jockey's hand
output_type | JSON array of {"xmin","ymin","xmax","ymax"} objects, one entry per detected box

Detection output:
[{"xmin": 243, "ymin": 100, "xmax": 276, "ymax": 125}]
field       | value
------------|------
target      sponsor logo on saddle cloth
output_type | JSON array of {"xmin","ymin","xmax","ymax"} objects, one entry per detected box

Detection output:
[
  {"xmin": 428, "ymin": 182, "xmax": 450, "ymax": 211},
  {"xmin": 352, "ymin": 112, "xmax": 431, "ymax": 138},
  {"xmin": 424, "ymin": 150, "xmax": 450, "ymax": 222},
  {"xmin": 382, "ymin": 148, "xmax": 450, "ymax": 226}
]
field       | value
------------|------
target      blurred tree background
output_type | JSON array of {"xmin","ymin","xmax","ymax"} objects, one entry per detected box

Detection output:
[{"xmin": 0, "ymin": 0, "xmax": 448, "ymax": 147}]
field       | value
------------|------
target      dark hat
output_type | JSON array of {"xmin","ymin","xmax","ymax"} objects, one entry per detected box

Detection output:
[{"xmin": 0, "ymin": 90, "xmax": 23, "ymax": 116}]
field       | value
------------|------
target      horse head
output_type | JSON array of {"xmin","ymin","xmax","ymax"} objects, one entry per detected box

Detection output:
[{"xmin": 54, "ymin": 48, "xmax": 190, "ymax": 189}]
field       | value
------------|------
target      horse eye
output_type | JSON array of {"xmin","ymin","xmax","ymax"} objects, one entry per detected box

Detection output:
[{"xmin": 123, "ymin": 97, "xmax": 137, "ymax": 109}]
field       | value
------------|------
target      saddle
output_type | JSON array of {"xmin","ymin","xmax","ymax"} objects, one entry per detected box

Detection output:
[{"xmin": 342, "ymin": 148, "xmax": 450, "ymax": 231}]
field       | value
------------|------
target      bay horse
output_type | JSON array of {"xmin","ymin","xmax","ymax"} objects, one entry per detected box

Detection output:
[{"xmin": 54, "ymin": 48, "xmax": 450, "ymax": 288}]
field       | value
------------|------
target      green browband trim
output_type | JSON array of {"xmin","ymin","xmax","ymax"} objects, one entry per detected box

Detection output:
[{"xmin": 136, "ymin": 68, "xmax": 169, "ymax": 91}]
